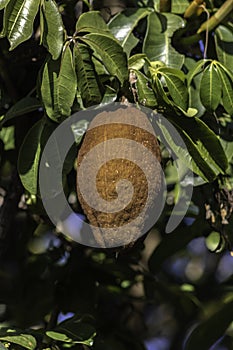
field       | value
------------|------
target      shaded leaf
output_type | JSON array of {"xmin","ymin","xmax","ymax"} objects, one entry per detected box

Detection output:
[
  {"xmin": 40, "ymin": 0, "xmax": 64, "ymax": 59},
  {"xmin": 143, "ymin": 12, "xmax": 185, "ymax": 69},
  {"xmin": 2, "ymin": 0, "xmax": 39, "ymax": 50},
  {"xmin": 47, "ymin": 316, "xmax": 96, "ymax": 346},
  {"xmin": 200, "ymin": 63, "xmax": 222, "ymax": 111},
  {"xmin": 80, "ymin": 33, "xmax": 128, "ymax": 85},
  {"xmin": 41, "ymin": 47, "xmax": 77, "ymax": 121},
  {"xmin": 215, "ymin": 24, "xmax": 233, "ymax": 71},
  {"xmin": 216, "ymin": 65, "xmax": 233, "ymax": 115},
  {"xmin": 185, "ymin": 58, "xmax": 205, "ymax": 118},
  {"xmin": 74, "ymin": 44, "xmax": 102, "ymax": 107},
  {"xmin": 185, "ymin": 299, "xmax": 233, "ymax": 350},
  {"xmin": 2, "ymin": 97, "xmax": 41, "ymax": 126},
  {"xmin": 18, "ymin": 119, "xmax": 46, "ymax": 195}
]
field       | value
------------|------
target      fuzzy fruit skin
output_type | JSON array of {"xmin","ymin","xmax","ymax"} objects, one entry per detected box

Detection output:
[{"xmin": 76, "ymin": 107, "xmax": 162, "ymax": 248}]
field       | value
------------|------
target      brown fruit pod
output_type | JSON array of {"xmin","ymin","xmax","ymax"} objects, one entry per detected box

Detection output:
[{"xmin": 76, "ymin": 106, "xmax": 162, "ymax": 248}]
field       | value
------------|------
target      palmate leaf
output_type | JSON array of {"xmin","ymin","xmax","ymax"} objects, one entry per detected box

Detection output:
[
  {"xmin": 74, "ymin": 44, "xmax": 102, "ymax": 107},
  {"xmin": 80, "ymin": 33, "xmax": 128, "ymax": 85},
  {"xmin": 40, "ymin": 0, "xmax": 64, "ymax": 59},
  {"xmin": 215, "ymin": 24, "xmax": 233, "ymax": 71},
  {"xmin": 1, "ymin": 0, "xmax": 39, "ymax": 50},
  {"xmin": 143, "ymin": 12, "xmax": 185, "ymax": 69},
  {"xmin": 40, "ymin": 46, "xmax": 77, "ymax": 121},
  {"xmin": 200, "ymin": 63, "xmax": 222, "ymax": 111},
  {"xmin": 184, "ymin": 299, "xmax": 233, "ymax": 350}
]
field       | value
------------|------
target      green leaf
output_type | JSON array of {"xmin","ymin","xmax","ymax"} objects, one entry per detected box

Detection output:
[
  {"xmin": 216, "ymin": 65, "xmax": 233, "ymax": 115},
  {"xmin": 0, "ymin": 0, "xmax": 10, "ymax": 10},
  {"xmin": 157, "ymin": 114, "xmax": 228, "ymax": 181},
  {"xmin": 185, "ymin": 58, "xmax": 205, "ymax": 118},
  {"xmin": 171, "ymin": 0, "xmax": 189, "ymax": 14},
  {"xmin": 143, "ymin": 12, "xmax": 185, "ymax": 69},
  {"xmin": 173, "ymin": 116, "xmax": 228, "ymax": 180},
  {"xmin": 18, "ymin": 119, "xmax": 45, "ymax": 194},
  {"xmin": 122, "ymin": 32, "xmax": 139, "ymax": 57},
  {"xmin": 46, "ymin": 316, "xmax": 96, "ymax": 346},
  {"xmin": 0, "ymin": 126, "xmax": 15, "ymax": 150},
  {"xmin": 158, "ymin": 67, "xmax": 188, "ymax": 110},
  {"xmin": 187, "ymin": 59, "xmax": 208, "ymax": 85},
  {"xmin": 76, "ymin": 11, "xmax": 109, "ymax": 33},
  {"xmin": 40, "ymin": 0, "xmax": 64, "ymax": 60},
  {"xmin": 100, "ymin": 86, "xmax": 117, "ymax": 106},
  {"xmin": 0, "ymin": 331, "xmax": 36, "ymax": 350},
  {"xmin": 108, "ymin": 8, "xmax": 150, "ymax": 49},
  {"xmin": 215, "ymin": 24, "xmax": 233, "ymax": 71},
  {"xmin": 80, "ymin": 33, "xmax": 128, "ymax": 85},
  {"xmin": 41, "ymin": 47, "xmax": 77, "ymax": 121},
  {"xmin": 184, "ymin": 299, "xmax": 233, "ymax": 350},
  {"xmin": 57, "ymin": 46, "xmax": 77, "ymax": 117},
  {"xmin": 134, "ymin": 70, "xmax": 157, "ymax": 107},
  {"xmin": 74, "ymin": 44, "xmax": 102, "ymax": 107},
  {"xmin": 1, "ymin": 97, "xmax": 41, "ymax": 126},
  {"xmin": 128, "ymin": 54, "xmax": 147, "ymax": 70},
  {"xmin": 2, "ymin": 0, "xmax": 40, "ymax": 50},
  {"xmin": 200, "ymin": 63, "xmax": 222, "ymax": 111}
]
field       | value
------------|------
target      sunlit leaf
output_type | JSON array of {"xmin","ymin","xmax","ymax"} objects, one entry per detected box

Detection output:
[
  {"xmin": 1, "ymin": 0, "xmax": 40, "ymax": 50},
  {"xmin": 158, "ymin": 67, "xmax": 188, "ymax": 110},
  {"xmin": 40, "ymin": 0, "xmax": 64, "ymax": 59},
  {"xmin": 108, "ymin": 8, "xmax": 150, "ymax": 48},
  {"xmin": 134, "ymin": 70, "xmax": 157, "ymax": 107},
  {"xmin": 74, "ymin": 44, "xmax": 102, "ymax": 107},
  {"xmin": 76, "ymin": 10, "xmax": 109, "ymax": 33},
  {"xmin": 171, "ymin": 0, "xmax": 189, "ymax": 13},
  {"xmin": 200, "ymin": 63, "xmax": 222, "ymax": 111},
  {"xmin": 0, "ymin": 330, "xmax": 36, "ymax": 350},
  {"xmin": 128, "ymin": 54, "xmax": 147, "ymax": 70},
  {"xmin": 0, "ymin": 0, "xmax": 10, "ymax": 10},
  {"xmin": 143, "ymin": 12, "xmax": 185, "ymax": 68},
  {"xmin": 80, "ymin": 33, "xmax": 128, "ymax": 85}
]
